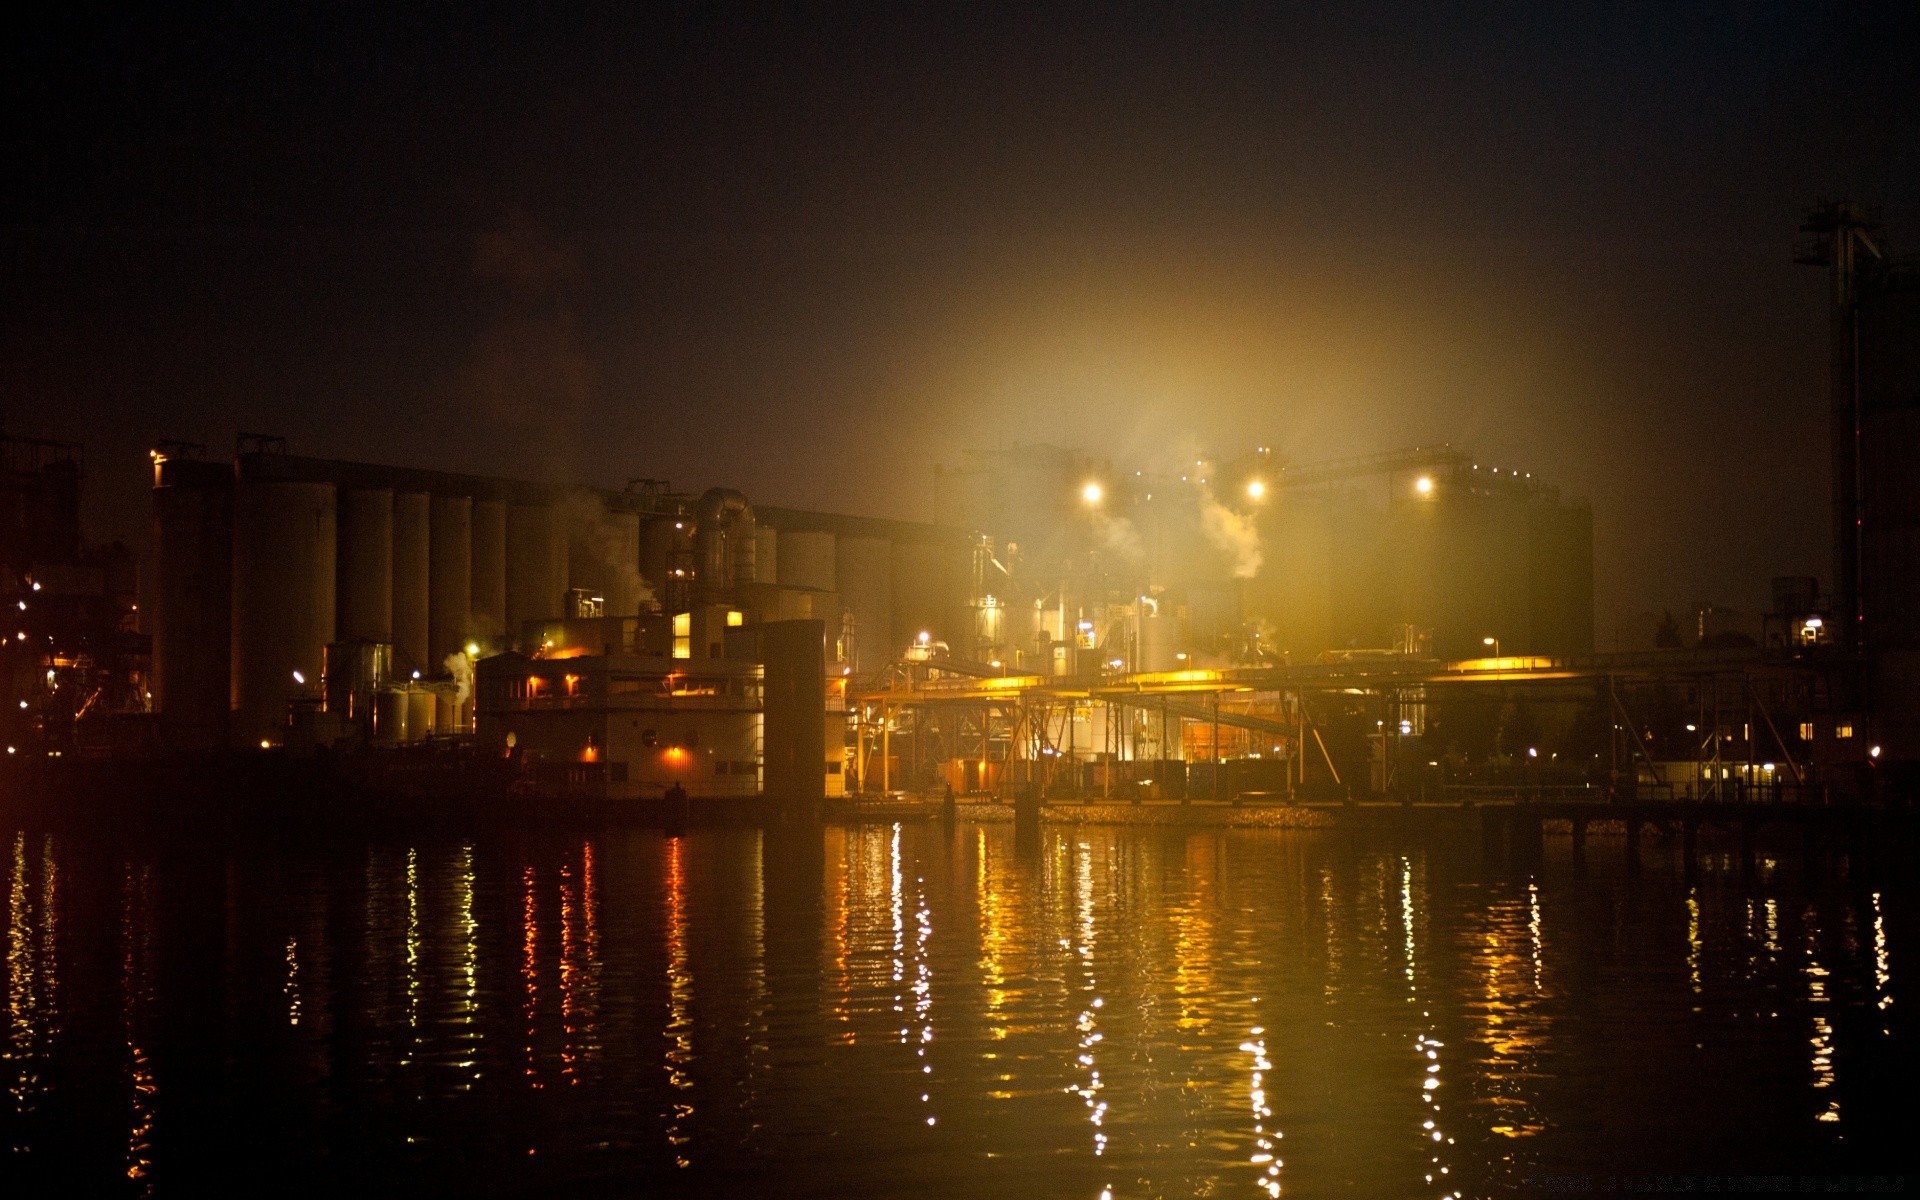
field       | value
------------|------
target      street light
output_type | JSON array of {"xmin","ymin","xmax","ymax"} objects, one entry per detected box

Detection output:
[
  {"xmin": 1245, "ymin": 479, "xmax": 1266, "ymax": 500},
  {"xmin": 1414, "ymin": 475, "xmax": 1434, "ymax": 497},
  {"xmin": 1081, "ymin": 481, "xmax": 1103, "ymax": 506},
  {"xmin": 1483, "ymin": 636, "xmax": 1500, "ymax": 656}
]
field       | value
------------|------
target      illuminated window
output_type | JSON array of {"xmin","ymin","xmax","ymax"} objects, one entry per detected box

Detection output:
[
  {"xmin": 726, "ymin": 610, "xmax": 744, "ymax": 627},
  {"xmin": 1798, "ymin": 721, "xmax": 1815, "ymax": 740},
  {"xmin": 672, "ymin": 612, "xmax": 691, "ymax": 660},
  {"xmin": 1836, "ymin": 722, "xmax": 1854, "ymax": 739}
]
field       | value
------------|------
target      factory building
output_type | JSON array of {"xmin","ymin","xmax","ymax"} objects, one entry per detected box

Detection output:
[
  {"xmin": 933, "ymin": 442, "xmax": 1593, "ymax": 673},
  {"xmin": 1799, "ymin": 202, "xmax": 1920, "ymax": 765},
  {"xmin": 2, "ymin": 433, "xmax": 147, "ymax": 756},
  {"xmin": 148, "ymin": 441, "xmax": 966, "ymax": 798}
]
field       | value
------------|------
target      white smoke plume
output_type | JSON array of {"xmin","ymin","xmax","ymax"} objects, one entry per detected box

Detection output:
[
  {"xmin": 1091, "ymin": 511, "xmax": 1145, "ymax": 565},
  {"xmin": 444, "ymin": 651, "xmax": 473, "ymax": 705},
  {"xmin": 559, "ymin": 490, "xmax": 659, "ymax": 616},
  {"xmin": 1200, "ymin": 486, "xmax": 1263, "ymax": 579}
]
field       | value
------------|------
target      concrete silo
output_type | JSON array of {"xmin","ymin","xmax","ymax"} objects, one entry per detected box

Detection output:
[
  {"xmin": 836, "ymin": 535, "xmax": 894, "ymax": 673},
  {"xmin": 777, "ymin": 529, "xmax": 836, "ymax": 592},
  {"xmin": 150, "ymin": 455, "xmax": 232, "ymax": 747},
  {"xmin": 471, "ymin": 497, "xmax": 508, "ymax": 640},
  {"xmin": 392, "ymin": 491, "xmax": 431, "ymax": 676},
  {"xmin": 337, "ymin": 487, "xmax": 394, "ymax": 644},
  {"xmin": 428, "ymin": 494, "xmax": 473, "ymax": 666},
  {"xmin": 231, "ymin": 475, "xmax": 336, "ymax": 747},
  {"xmin": 507, "ymin": 502, "xmax": 566, "ymax": 639}
]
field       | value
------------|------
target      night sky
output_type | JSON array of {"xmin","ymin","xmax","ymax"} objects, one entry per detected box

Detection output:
[{"xmin": 4, "ymin": 3, "xmax": 1915, "ymax": 646}]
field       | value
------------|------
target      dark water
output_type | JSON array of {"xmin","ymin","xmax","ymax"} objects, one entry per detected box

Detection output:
[{"xmin": 0, "ymin": 818, "xmax": 1912, "ymax": 1198}]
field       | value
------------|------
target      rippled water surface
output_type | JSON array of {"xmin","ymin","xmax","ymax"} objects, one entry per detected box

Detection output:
[{"xmin": 0, "ymin": 819, "xmax": 1911, "ymax": 1197}]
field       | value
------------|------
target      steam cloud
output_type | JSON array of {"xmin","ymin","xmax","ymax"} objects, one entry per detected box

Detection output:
[
  {"xmin": 444, "ymin": 651, "xmax": 473, "ymax": 705},
  {"xmin": 1200, "ymin": 487, "xmax": 1262, "ymax": 579},
  {"xmin": 1091, "ymin": 511, "xmax": 1145, "ymax": 565},
  {"xmin": 559, "ymin": 490, "xmax": 659, "ymax": 616}
]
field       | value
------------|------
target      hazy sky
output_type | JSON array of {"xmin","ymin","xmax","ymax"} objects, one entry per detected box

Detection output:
[{"xmin": 4, "ymin": 3, "xmax": 1915, "ymax": 645}]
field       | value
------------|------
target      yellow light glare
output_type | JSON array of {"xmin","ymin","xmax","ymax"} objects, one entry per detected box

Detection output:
[
  {"xmin": 1246, "ymin": 479, "xmax": 1266, "ymax": 500},
  {"xmin": 1081, "ymin": 481, "xmax": 1103, "ymax": 505},
  {"xmin": 1415, "ymin": 475, "xmax": 1434, "ymax": 496}
]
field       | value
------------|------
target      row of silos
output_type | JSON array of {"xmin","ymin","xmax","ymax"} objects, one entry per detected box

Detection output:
[
  {"xmin": 154, "ymin": 453, "xmax": 977, "ymax": 747},
  {"xmin": 153, "ymin": 454, "xmax": 648, "ymax": 748},
  {"xmin": 755, "ymin": 514, "xmax": 972, "ymax": 675}
]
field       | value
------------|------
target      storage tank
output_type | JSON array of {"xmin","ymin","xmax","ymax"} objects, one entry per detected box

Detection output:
[
  {"xmin": 337, "ymin": 487, "xmax": 394, "ymax": 643},
  {"xmin": 471, "ymin": 498, "xmax": 508, "ymax": 639},
  {"xmin": 231, "ymin": 478, "xmax": 336, "ymax": 747},
  {"xmin": 373, "ymin": 690, "xmax": 408, "ymax": 745},
  {"xmin": 777, "ymin": 529, "xmax": 836, "ymax": 592},
  {"xmin": 1138, "ymin": 601, "xmax": 1175, "ymax": 672},
  {"xmin": 392, "ymin": 492, "xmax": 431, "ymax": 677},
  {"xmin": 507, "ymin": 502, "xmax": 566, "ymax": 638},
  {"xmin": 150, "ymin": 457, "xmax": 232, "ymax": 747},
  {"xmin": 836, "ymin": 535, "xmax": 893, "ymax": 673},
  {"xmin": 406, "ymin": 689, "xmax": 437, "ymax": 741},
  {"xmin": 428, "ymin": 494, "xmax": 473, "ymax": 667}
]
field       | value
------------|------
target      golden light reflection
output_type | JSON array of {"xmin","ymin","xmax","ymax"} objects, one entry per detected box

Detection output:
[
  {"xmin": 1171, "ymin": 837, "xmax": 1218, "ymax": 1030},
  {"xmin": 559, "ymin": 861, "xmax": 579, "ymax": 1082},
  {"xmin": 1527, "ymin": 882, "xmax": 1543, "ymax": 993},
  {"xmin": 1804, "ymin": 916, "xmax": 1840, "ymax": 1126},
  {"xmin": 977, "ymin": 826, "xmax": 1010, "ymax": 1042},
  {"xmin": 912, "ymin": 860, "xmax": 936, "ymax": 1126},
  {"xmin": 284, "ymin": 935, "xmax": 302, "ymax": 1027},
  {"xmin": 579, "ymin": 842, "xmax": 601, "ymax": 1066},
  {"xmin": 1871, "ymin": 892, "xmax": 1893, "ymax": 1034},
  {"xmin": 403, "ymin": 848, "xmax": 421, "ymax": 1066},
  {"xmin": 456, "ymin": 844, "xmax": 480, "ymax": 1088},
  {"xmin": 522, "ymin": 865, "xmax": 541, "ymax": 1090},
  {"xmin": 1686, "ymin": 890, "xmax": 1703, "ymax": 998},
  {"xmin": 1241, "ymin": 1026, "xmax": 1281, "ymax": 1197},
  {"xmin": 6, "ymin": 831, "xmax": 57, "ymax": 1153},
  {"xmin": 122, "ymin": 863, "xmax": 156, "ymax": 1193},
  {"xmin": 1402, "ymin": 858, "xmax": 1457, "ymax": 1199},
  {"xmin": 663, "ymin": 836, "xmax": 694, "ymax": 1168},
  {"xmin": 8, "ymin": 832, "xmax": 36, "ymax": 1131},
  {"xmin": 1069, "ymin": 841, "xmax": 1107, "ymax": 1157},
  {"xmin": 825, "ymin": 825, "xmax": 852, "ymax": 1039},
  {"xmin": 1319, "ymin": 867, "xmax": 1339, "ymax": 999}
]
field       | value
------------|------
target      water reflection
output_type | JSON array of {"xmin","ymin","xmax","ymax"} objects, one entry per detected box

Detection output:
[
  {"xmin": 662, "ymin": 836, "xmax": 693, "ymax": 1167},
  {"xmin": 0, "ymin": 821, "xmax": 1905, "ymax": 1195},
  {"xmin": 6, "ymin": 832, "xmax": 58, "ymax": 1158},
  {"xmin": 1805, "ymin": 914, "xmax": 1841, "ymax": 1125},
  {"xmin": 122, "ymin": 861, "xmax": 156, "ymax": 1195}
]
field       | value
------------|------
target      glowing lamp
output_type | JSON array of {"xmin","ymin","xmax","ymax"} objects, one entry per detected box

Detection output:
[
  {"xmin": 1414, "ymin": 476, "xmax": 1434, "ymax": 496},
  {"xmin": 1081, "ymin": 481, "xmax": 1103, "ymax": 505}
]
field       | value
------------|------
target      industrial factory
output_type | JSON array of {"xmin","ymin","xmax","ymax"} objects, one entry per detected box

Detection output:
[
  {"xmin": 2, "ymin": 204, "xmax": 1911, "ymax": 808},
  {"xmin": 147, "ymin": 437, "xmax": 977, "ymax": 800}
]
